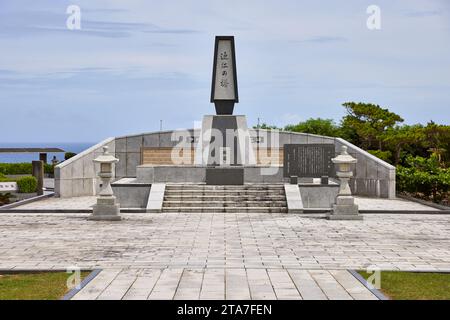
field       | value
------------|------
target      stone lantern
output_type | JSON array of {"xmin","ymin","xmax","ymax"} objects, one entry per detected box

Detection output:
[
  {"xmin": 88, "ymin": 146, "xmax": 121, "ymax": 221},
  {"xmin": 328, "ymin": 146, "xmax": 362, "ymax": 220}
]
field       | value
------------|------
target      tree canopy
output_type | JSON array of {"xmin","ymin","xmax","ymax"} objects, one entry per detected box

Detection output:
[{"xmin": 259, "ymin": 102, "xmax": 449, "ymax": 203}]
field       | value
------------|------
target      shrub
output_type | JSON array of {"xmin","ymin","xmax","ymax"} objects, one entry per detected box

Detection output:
[
  {"xmin": 16, "ymin": 176, "xmax": 38, "ymax": 193},
  {"xmin": 0, "ymin": 163, "xmax": 54, "ymax": 175},
  {"xmin": 397, "ymin": 155, "xmax": 450, "ymax": 203},
  {"xmin": 64, "ymin": 152, "xmax": 77, "ymax": 160}
]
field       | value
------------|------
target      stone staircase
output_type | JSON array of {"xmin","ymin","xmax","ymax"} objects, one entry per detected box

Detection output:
[{"xmin": 162, "ymin": 184, "xmax": 287, "ymax": 213}]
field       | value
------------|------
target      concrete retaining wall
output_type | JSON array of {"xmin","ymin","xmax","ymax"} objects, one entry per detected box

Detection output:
[
  {"xmin": 54, "ymin": 129, "xmax": 396, "ymax": 199},
  {"xmin": 111, "ymin": 179, "xmax": 151, "ymax": 208},
  {"xmin": 335, "ymin": 138, "xmax": 396, "ymax": 199},
  {"xmin": 54, "ymin": 137, "xmax": 115, "ymax": 198},
  {"xmin": 299, "ymin": 184, "xmax": 339, "ymax": 208},
  {"xmin": 114, "ymin": 130, "xmax": 196, "ymax": 179}
]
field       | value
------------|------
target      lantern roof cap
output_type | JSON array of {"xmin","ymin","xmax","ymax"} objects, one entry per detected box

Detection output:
[
  {"xmin": 93, "ymin": 146, "xmax": 119, "ymax": 164},
  {"xmin": 332, "ymin": 146, "xmax": 357, "ymax": 164}
]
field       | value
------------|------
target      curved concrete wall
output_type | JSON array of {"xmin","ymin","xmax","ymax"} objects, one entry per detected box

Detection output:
[
  {"xmin": 54, "ymin": 137, "xmax": 115, "ymax": 198},
  {"xmin": 55, "ymin": 129, "xmax": 396, "ymax": 199}
]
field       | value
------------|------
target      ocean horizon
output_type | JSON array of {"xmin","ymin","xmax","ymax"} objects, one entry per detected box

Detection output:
[{"xmin": 0, "ymin": 142, "xmax": 95, "ymax": 163}]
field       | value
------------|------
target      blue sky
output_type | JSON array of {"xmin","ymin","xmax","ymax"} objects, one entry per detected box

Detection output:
[{"xmin": 1, "ymin": 0, "xmax": 449, "ymax": 142}]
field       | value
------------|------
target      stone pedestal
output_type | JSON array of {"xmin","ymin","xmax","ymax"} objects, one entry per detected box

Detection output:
[
  {"xmin": 89, "ymin": 196, "xmax": 121, "ymax": 221},
  {"xmin": 198, "ymin": 115, "xmax": 256, "ymax": 167},
  {"xmin": 328, "ymin": 195, "xmax": 362, "ymax": 220},
  {"xmin": 88, "ymin": 146, "xmax": 121, "ymax": 221},
  {"xmin": 327, "ymin": 145, "xmax": 362, "ymax": 221}
]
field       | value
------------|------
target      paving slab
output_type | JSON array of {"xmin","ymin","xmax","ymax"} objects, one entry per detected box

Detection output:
[
  {"xmin": 355, "ymin": 197, "xmax": 440, "ymax": 212},
  {"xmin": 71, "ymin": 268, "xmax": 378, "ymax": 300},
  {"xmin": 7, "ymin": 195, "xmax": 444, "ymax": 213},
  {"xmin": 1, "ymin": 211, "xmax": 448, "ymax": 271}
]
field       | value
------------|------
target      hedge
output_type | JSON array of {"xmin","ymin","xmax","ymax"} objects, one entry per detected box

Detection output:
[
  {"xmin": 0, "ymin": 163, "xmax": 54, "ymax": 175},
  {"xmin": 16, "ymin": 176, "xmax": 37, "ymax": 193}
]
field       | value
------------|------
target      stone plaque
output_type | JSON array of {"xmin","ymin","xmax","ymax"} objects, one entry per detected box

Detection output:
[
  {"xmin": 206, "ymin": 167, "xmax": 244, "ymax": 185},
  {"xmin": 283, "ymin": 144, "xmax": 335, "ymax": 178}
]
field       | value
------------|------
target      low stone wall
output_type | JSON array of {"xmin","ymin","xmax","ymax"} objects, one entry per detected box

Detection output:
[
  {"xmin": 114, "ymin": 130, "xmax": 195, "ymax": 178},
  {"xmin": 54, "ymin": 138, "xmax": 115, "ymax": 198},
  {"xmin": 335, "ymin": 138, "xmax": 396, "ymax": 199},
  {"xmin": 299, "ymin": 183, "xmax": 339, "ymax": 208},
  {"xmin": 111, "ymin": 179, "xmax": 151, "ymax": 208},
  {"xmin": 136, "ymin": 164, "xmax": 285, "ymax": 184},
  {"xmin": 0, "ymin": 181, "xmax": 17, "ymax": 192}
]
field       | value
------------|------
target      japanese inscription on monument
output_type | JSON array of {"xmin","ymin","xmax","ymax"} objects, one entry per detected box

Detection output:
[
  {"xmin": 214, "ymin": 40, "xmax": 235, "ymax": 100},
  {"xmin": 211, "ymin": 36, "xmax": 239, "ymax": 115}
]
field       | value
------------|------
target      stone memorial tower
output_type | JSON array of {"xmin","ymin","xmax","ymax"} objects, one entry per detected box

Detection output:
[{"xmin": 200, "ymin": 36, "xmax": 256, "ymax": 184}]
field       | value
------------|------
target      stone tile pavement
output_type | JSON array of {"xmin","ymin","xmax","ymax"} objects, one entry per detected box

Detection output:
[
  {"xmin": 14, "ymin": 196, "xmax": 96, "ymax": 210},
  {"xmin": 11, "ymin": 196, "xmax": 441, "ymax": 212},
  {"xmin": 71, "ymin": 268, "xmax": 378, "ymax": 300},
  {"xmin": 0, "ymin": 212, "xmax": 449, "ymax": 271},
  {"xmin": 354, "ymin": 197, "xmax": 440, "ymax": 212}
]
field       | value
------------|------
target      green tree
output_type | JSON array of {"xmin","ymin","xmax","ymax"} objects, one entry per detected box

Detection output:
[
  {"xmin": 253, "ymin": 123, "xmax": 281, "ymax": 130},
  {"xmin": 64, "ymin": 152, "xmax": 77, "ymax": 160},
  {"xmin": 383, "ymin": 124, "xmax": 425, "ymax": 165},
  {"xmin": 397, "ymin": 155, "xmax": 450, "ymax": 202},
  {"xmin": 423, "ymin": 121, "xmax": 450, "ymax": 166},
  {"xmin": 341, "ymin": 102, "xmax": 404, "ymax": 150},
  {"xmin": 284, "ymin": 118, "xmax": 341, "ymax": 137}
]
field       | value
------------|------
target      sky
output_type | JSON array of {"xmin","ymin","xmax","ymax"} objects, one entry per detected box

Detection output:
[{"xmin": 0, "ymin": 0, "xmax": 449, "ymax": 143}]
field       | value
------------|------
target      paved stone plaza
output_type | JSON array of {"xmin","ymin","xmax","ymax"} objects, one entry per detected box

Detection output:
[
  {"xmin": 71, "ymin": 268, "xmax": 378, "ymax": 300},
  {"xmin": 1, "ymin": 212, "xmax": 449, "ymax": 271},
  {"xmin": 10, "ymin": 195, "xmax": 441, "ymax": 212},
  {"xmin": 1, "ymin": 211, "xmax": 449, "ymax": 299}
]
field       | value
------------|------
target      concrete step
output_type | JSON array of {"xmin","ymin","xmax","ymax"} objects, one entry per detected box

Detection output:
[
  {"xmin": 162, "ymin": 183, "xmax": 288, "ymax": 213},
  {"xmin": 165, "ymin": 185, "xmax": 284, "ymax": 191},
  {"xmin": 163, "ymin": 200, "xmax": 287, "ymax": 208},
  {"xmin": 162, "ymin": 207, "xmax": 288, "ymax": 213},
  {"xmin": 164, "ymin": 190, "xmax": 286, "ymax": 196},
  {"xmin": 164, "ymin": 195, "xmax": 287, "ymax": 201}
]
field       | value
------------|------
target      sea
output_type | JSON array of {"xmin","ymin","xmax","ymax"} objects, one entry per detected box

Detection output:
[{"xmin": 0, "ymin": 142, "xmax": 94, "ymax": 163}]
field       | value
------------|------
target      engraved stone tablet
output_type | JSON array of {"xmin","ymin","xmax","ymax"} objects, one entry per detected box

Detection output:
[{"xmin": 283, "ymin": 144, "xmax": 335, "ymax": 178}]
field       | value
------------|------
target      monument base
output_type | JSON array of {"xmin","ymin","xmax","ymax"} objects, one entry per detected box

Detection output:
[
  {"xmin": 327, "ymin": 195, "xmax": 362, "ymax": 220},
  {"xmin": 201, "ymin": 115, "xmax": 256, "ymax": 166},
  {"xmin": 89, "ymin": 196, "xmax": 122, "ymax": 221},
  {"xmin": 214, "ymin": 101, "xmax": 234, "ymax": 115},
  {"xmin": 206, "ymin": 167, "xmax": 244, "ymax": 185},
  {"xmin": 136, "ymin": 165, "xmax": 284, "ymax": 184}
]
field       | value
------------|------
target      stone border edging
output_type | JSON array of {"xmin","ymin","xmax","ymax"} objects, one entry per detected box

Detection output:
[
  {"xmin": 62, "ymin": 269, "xmax": 102, "ymax": 300},
  {"xmin": 348, "ymin": 269, "xmax": 389, "ymax": 300},
  {"xmin": 0, "ymin": 192, "xmax": 54, "ymax": 210},
  {"xmin": 359, "ymin": 209, "xmax": 450, "ymax": 214},
  {"xmin": 397, "ymin": 194, "xmax": 450, "ymax": 211},
  {"xmin": 302, "ymin": 208, "xmax": 450, "ymax": 215},
  {"xmin": 0, "ymin": 268, "xmax": 101, "ymax": 300},
  {"xmin": 1, "ymin": 208, "xmax": 450, "ymax": 214},
  {"xmin": 0, "ymin": 208, "xmax": 146, "ymax": 213}
]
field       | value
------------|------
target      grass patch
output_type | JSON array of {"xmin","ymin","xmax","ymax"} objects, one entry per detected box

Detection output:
[
  {"xmin": 0, "ymin": 271, "xmax": 90, "ymax": 300},
  {"xmin": 358, "ymin": 271, "xmax": 450, "ymax": 300}
]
